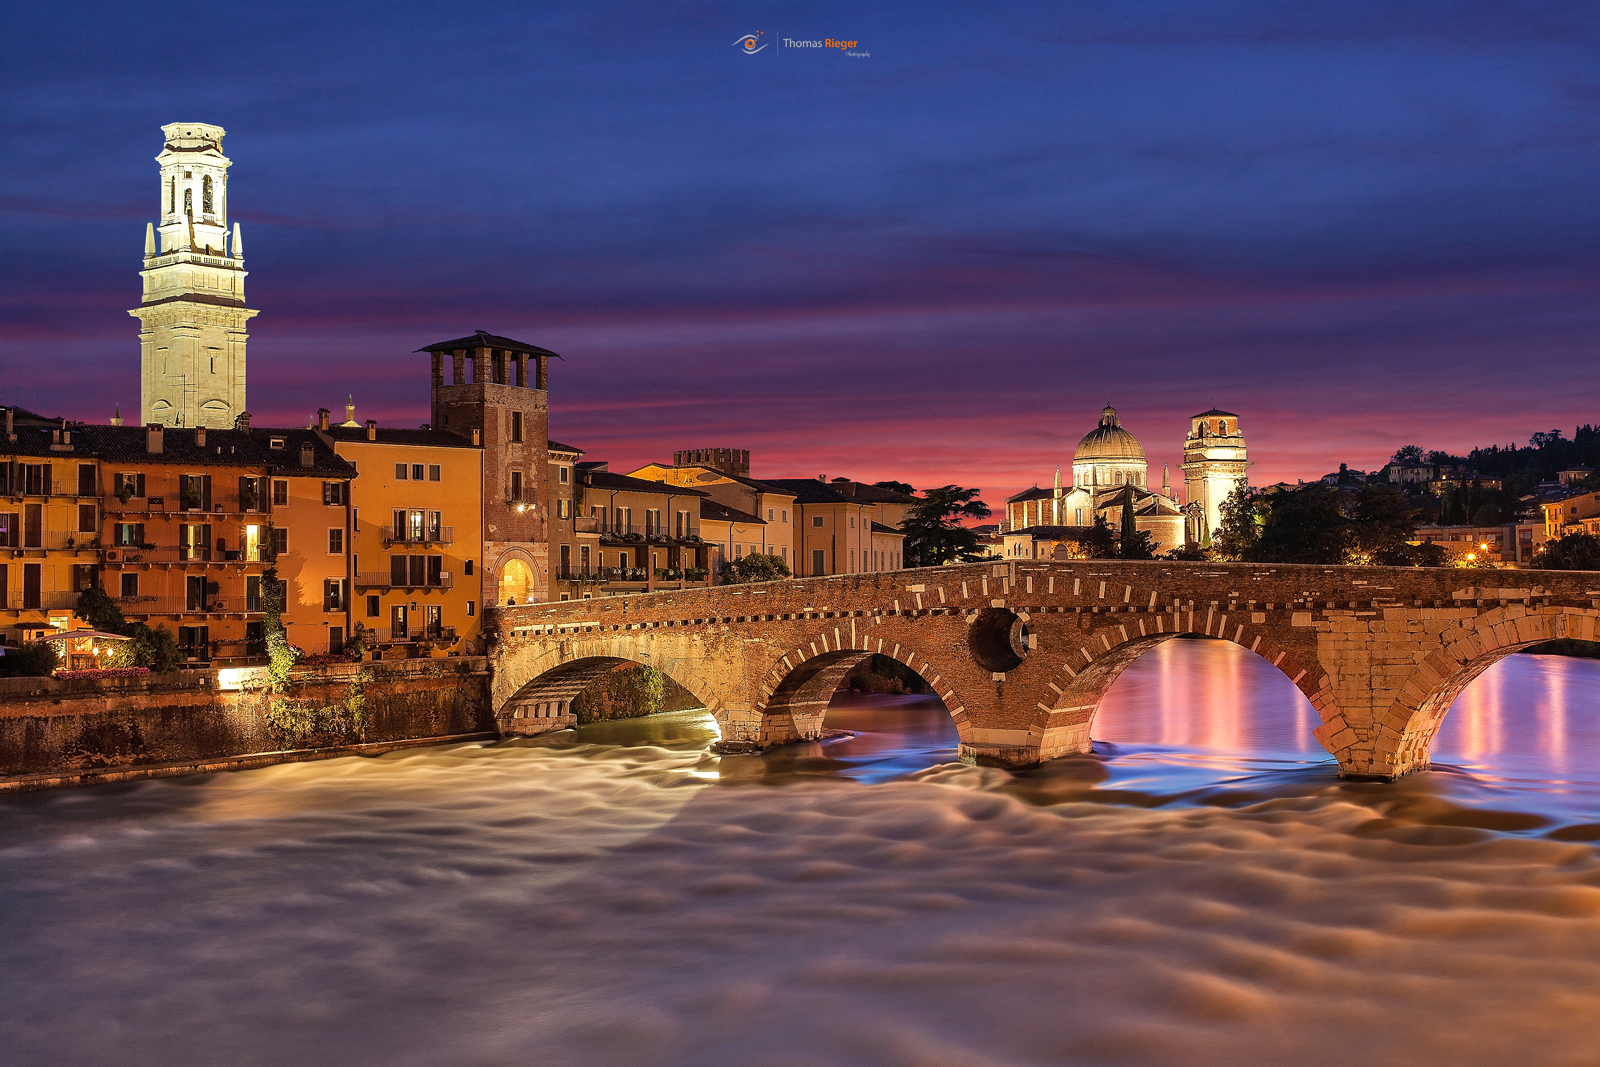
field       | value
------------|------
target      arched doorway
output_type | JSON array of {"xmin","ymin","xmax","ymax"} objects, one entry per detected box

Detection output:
[{"xmin": 498, "ymin": 558, "xmax": 533, "ymax": 605}]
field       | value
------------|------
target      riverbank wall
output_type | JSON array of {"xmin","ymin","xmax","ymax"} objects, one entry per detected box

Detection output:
[{"xmin": 0, "ymin": 658, "xmax": 494, "ymax": 792}]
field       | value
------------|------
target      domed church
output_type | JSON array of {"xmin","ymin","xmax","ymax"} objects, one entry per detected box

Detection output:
[{"xmin": 1002, "ymin": 405, "xmax": 1187, "ymax": 556}]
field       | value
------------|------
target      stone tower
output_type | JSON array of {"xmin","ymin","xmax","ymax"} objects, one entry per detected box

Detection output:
[
  {"xmin": 130, "ymin": 123, "xmax": 257, "ymax": 428},
  {"xmin": 1181, "ymin": 408, "xmax": 1251, "ymax": 548},
  {"xmin": 418, "ymin": 330, "xmax": 561, "ymax": 605}
]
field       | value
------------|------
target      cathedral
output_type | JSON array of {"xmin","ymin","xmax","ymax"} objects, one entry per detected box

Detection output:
[
  {"xmin": 1002, "ymin": 404, "xmax": 1248, "ymax": 556},
  {"xmin": 130, "ymin": 123, "xmax": 256, "ymax": 428}
]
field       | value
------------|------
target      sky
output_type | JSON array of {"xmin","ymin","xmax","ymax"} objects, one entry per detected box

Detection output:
[{"xmin": 2, "ymin": 1, "xmax": 1598, "ymax": 507}]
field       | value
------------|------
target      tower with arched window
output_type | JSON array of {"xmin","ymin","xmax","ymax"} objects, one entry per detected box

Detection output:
[
  {"xmin": 129, "ymin": 123, "xmax": 257, "ymax": 428},
  {"xmin": 1181, "ymin": 409, "xmax": 1251, "ymax": 548}
]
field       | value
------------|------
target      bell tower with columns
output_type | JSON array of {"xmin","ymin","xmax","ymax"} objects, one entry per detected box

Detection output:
[
  {"xmin": 1181, "ymin": 408, "xmax": 1251, "ymax": 548},
  {"xmin": 130, "ymin": 122, "xmax": 257, "ymax": 428}
]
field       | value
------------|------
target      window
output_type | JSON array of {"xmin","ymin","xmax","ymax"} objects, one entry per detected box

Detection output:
[
  {"xmin": 272, "ymin": 528, "xmax": 289, "ymax": 555},
  {"xmin": 328, "ymin": 528, "xmax": 344, "ymax": 554},
  {"xmin": 23, "ymin": 464, "xmax": 49, "ymax": 496},
  {"xmin": 184, "ymin": 187, "xmax": 192, "ymax": 215},
  {"xmin": 391, "ymin": 604, "xmax": 408, "ymax": 640},
  {"xmin": 428, "ymin": 464, "xmax": 441, "ymax": 482},
  {"xmin": 511, "ymin": 411, "xmax": 524, "ymax": 442},
  {"xmin": 78, "ymin": 505, "xmax": 96, "ymax": 533},
  {"xmin": 77, "ymin": 464, "xmax": 96, "ymax": 497},
  {"xmin": 269, "ymin": 437, "xmax": 285, "ymax": 451},
  {"xmin": 120, "ymin": 573, "xmax": 139, "ymax": 598},
  {"xmin": 467, "ymin": 601, "xmax": 476, "ymax": 616},
  {"xmin": 781, "ymin": 546, "xmax": 787, "ymax": 561},
  {"xmin": 510, "ymin": 471, "xmax": 523, "ymax": 502},
  {"xmin": 812, "ymin": 515, "xmax": 824, "ymax": 528},
  {"xmin": 812, "ymin": 549, "xmax": 826, "ymax": 575},
  {"xmin": 427, "ymin": 511, "xmax": 442, "ymax": 541},
  {"xmin": 180, "ymin": 473, "xmax": 210, "ymax": 511},
  {"xmin": 464, "ymin": 559, "xmax": 474, "ymax": 576},
  {"xmin": 850, "ymin": 516, "xmax": 855, "ymax": 529},
  {"xmin": 272, "ymin": 480, "xmax": 288, "ymax": 506},
  {"xmin": 767, "ymin": 508, "xmax": 774, "ymax": 520},
  {"xmin": 329, "ymin": 626, "xmax": 344, "ymax": 656},
  {"xmin": 560, "ymin": 544, "xmax": 571, "ymax": 578},
  {"xmin": 246, "ymin": 576, "xmax": 262, "ymax": 612},
  {"xmin": 391, "ymin": 555, "xmax": 408, "ymax": 586},
  {"xmin": 203, "ymin": 175, "xmax": 213, "ymax": 214},
  {"xmin": 782, "ymin": 509, "xmax": 787, "ymax": 522},
  {"xmin": 427, "ymin": 555, "xmax": 443, "ymax": 586},
  {"xmin": 557, "ymin": 499, "xmax": 570, "ymax": 519},
  {"xmin": 322, "ymin": 481, "xmax": 345, "ymax": 506},
  {"xmin": 324, "ymin": 579, "xmax": 344, "ymax": 611},
  {"xmin": 394, "ymin": 463, "xmax": 408, "ymax": 480},
  {"xmin": 412, "ymin": 464, "xmax": 425, "ymax": 481},
  {"xmin": 23, "ymin": 505, "xmax": 41, "ymax": 548},
  {"xmin": 409, "ymin": 555, "xmax": 427, "ymax": 587},
  {"xmin": 558, "ymin": 466, "xmax": 569, "ymax": 484},
  {"xmin": 114, "ymin": 472, "xmax": 146, "ymax": 499},
  {"xmin": 425, "ymin": 605, "xmax": 442, "ymax": 637},
  {"xmin": 365, "ymin": 595, "xmax": 381, "ymax": 618},
  {"xmin": 646, "ymin": 509, "xmax": 661, "ymax": 535}
]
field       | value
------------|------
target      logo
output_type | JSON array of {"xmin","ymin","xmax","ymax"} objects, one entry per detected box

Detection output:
[{"xmin": 734, "ymin": 32, "xmax": 766, "ymax": 54}]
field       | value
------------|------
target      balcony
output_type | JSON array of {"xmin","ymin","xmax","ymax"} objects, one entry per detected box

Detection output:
[
  {"xmin": 4, "ymin": 533, "xmax": 102, "ymax": 553},
  {"xmin": 380, "ymin": 526, "xmax": 453, "ymax": 547},
  {"xmin": 112, "ymin": 596, "xmax": 265, "ymax": 615},
  {"xmin": 573, "ymin": 516, "xmax": 599, "ymax": 534},
  {"xmin": 1, "ymin": 591, "xmax": 82, "ymax": 611},
  {"xmin": 355, "ymin": 571, "xmax": 454, "ymax": 590},
  {"xmin": 387, "ymin": 625, "xmax": 458, "ymax": 644},
  {"xmin": 101, "ymin": 546, "xmax": 272, "ymax": 565},
  {"xmin": 596, "ymin": 523, "xmax": 701, "ymax": 542}
]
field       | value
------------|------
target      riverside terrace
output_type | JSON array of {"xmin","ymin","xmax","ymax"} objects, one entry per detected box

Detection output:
[{"xmin": 486, "ymin": 559, "xmax": 1600, "ymax": 779}]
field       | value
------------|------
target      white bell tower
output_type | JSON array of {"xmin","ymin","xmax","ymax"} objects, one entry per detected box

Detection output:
[
  {"xmin": 130, "ymin": 123, "xmax": 257, "ymax": 428},
  {"xmin": 1181, "ymin": 408, "xmax": 1251, "ymax": 548}
]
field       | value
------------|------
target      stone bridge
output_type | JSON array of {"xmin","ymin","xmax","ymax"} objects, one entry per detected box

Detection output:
[{"xmin": 485, "ymin": 560, "xmax": 1600, "ymax": 778}]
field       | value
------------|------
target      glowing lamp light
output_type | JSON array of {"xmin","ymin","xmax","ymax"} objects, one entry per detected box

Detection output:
[{"xmin": 217, "ymin": 667, "xmax": 250, "ymax": 691}]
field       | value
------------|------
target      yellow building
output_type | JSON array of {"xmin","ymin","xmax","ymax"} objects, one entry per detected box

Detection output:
[
  {"xmin": 627, "ymin": 457, "xmax": 797, "ymax": 572},
  {"xmin": 323, "ymin": 419, "xmax": 484, "ymax": 658},
  {"xmin": 0, "ymin": 415, "xmax": 102, "ymax": 645},
  {"xmin": 762, "ymin": 478, "xmax": 912, "ymax": 576}
]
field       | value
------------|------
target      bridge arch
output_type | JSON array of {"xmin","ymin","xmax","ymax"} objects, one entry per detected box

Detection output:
[
  {"xmin": 1368, "ymin": 605, "xmax": 1600, "ymax": 777},
  {"xmin": 745, "ymin": 627, "xmax": 972, "ymax": 751},
  {"xmin": 1036, "ymin": 612, "xmax": 1329, "ymax": 763}
]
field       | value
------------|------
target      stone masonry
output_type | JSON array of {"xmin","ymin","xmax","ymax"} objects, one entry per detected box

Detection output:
[{"xmin": 486, "ymin": 560, "xmax": 1600, "ymax": 779}]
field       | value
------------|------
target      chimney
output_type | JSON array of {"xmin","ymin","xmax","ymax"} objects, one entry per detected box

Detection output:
[
  {"xmin": 317, "ymin": 408, "xmax": 330, "ymax": 431},
  {"xmin": 196, "ymin": 427, "xmax": 206, "ymax": 446},
  {"xmin": 471, "ymin": 428, "xmax": 481, "ymax": 446},
  {"xmin": 365, "ymin": 419, "xmax": 377, "ymax": 442},
  {"xmin": 300, "ymin": 442, "xmax": 315, "ymax": 468},
  {"xmin": 146, "ymin": 424, "xmax": 164, "ymax": 455}
]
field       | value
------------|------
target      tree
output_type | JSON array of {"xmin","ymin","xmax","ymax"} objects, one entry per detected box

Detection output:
[
  {"xmin": 75, "ymin": 588, "xmax": 126, "ymax": 634},
  {"xmin": 1082, "ymin": 514, "xmax": 1119, "ymax": 558},
  {"xmin": 1211, "ymin": 484, "xmax": 1261, "ymax": 561},
  {"xmin": 718, "ymin": 552, "xmax": 791, "ymax": 585},
  {"xmin": 900, "ymin": 485, "xmax": 992, "ymax": 567},
  {"xmin": 1351, "ymin": 483, "xmax": 1422, "ymax": 565},
  {"xmin": 1391, "ymin": 445, "xmax": 1426, "ymax": 465},
  {"xmin": 1470, "ymin": 503, "xmax": 1503, "ymax": 526},
  {"xmin": 1530, "ymin": 533, "xmax": 1600, "ymax": 571},
  {"xmin": 1247, "ymin": 484, "xmax": 1351, "ymax": 564},
  {"xmin": 0, "ymin": 642, "xmax": 58, "ymax": 677},
  {"xmin": 872, "ymin": 480, "xmax": 915, "ymax": 496},
  {"xmin": 1116, "ymin": 487, "xmax": 1156, "ymax": 559}
]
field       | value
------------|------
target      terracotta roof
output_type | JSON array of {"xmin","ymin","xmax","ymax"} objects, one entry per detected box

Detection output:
[
  {"xmin": 546, "ymin": 439, "xmax": 584, "ymax": 455},
  {"xmin": 583, "ymin": 470, "xmax": 707, "ymax": 498},
  {"xmin": 1006, "ymin": 485, "xmax": 1053, "ymax": 503},
  {"xmin": 319, "ymin": 426, "xmax": 478, "ymax": 449},
  {"xmin": 1006, "ymin": 525, "xmax": 1095, "ymax": 539},
  {"xmin": 700, "ymin": 499, "xmax": 765, "ymax": 524},
  {"xmin": 24, "ymin": 425, "xmax": 359, "ymax": 477},
  {"xmin": 869, "ymin": 521, "xmax": 904, "ymax": 536},
  {"xmin": 1192, "ymin": 408, "xmax": 1239, "ymax": 418},
  {"xmin": 415, "ymin": 330, "xmax": 562, "ymax": 358}
]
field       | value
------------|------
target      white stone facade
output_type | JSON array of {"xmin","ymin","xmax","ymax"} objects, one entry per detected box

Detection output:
[
  {"xmin": 130, "ymin": 123, "xmax": 256, "ymax": 428},
  {"xmin": 1181, "ymin": 409, "xmax": 1250, "ymax": 547}
]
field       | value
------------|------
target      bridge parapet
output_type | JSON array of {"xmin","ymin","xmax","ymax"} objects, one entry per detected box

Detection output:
[{"xmin": 486, "ymin": 561, "xmax": 1600, "ymax": 778}]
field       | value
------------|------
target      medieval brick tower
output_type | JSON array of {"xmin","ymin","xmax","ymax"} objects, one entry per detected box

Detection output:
[
  {"xmin": 418, "ymin": 331, "xmax": 560, "ymax": 607},
  {"xmin": 131, "ymin": 123, "xmax": 257, "ymax": 429},
  {"xmin": 1181, "ymin": 408, "xmax": 1251, "ymax": 548}
]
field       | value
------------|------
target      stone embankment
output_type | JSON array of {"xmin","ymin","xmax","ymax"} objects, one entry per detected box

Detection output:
[{"xmin": 0, "ymin": 658, "xmax": 493, "ymax": 792}]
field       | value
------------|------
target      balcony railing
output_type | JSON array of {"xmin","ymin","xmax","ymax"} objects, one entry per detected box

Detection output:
[
  {"xmin": 111, "ymin": 596, "xmax": 265, "ymax": 615},
  {"xmin": 596, "ymin": 523, "xmax": 701, "ymax": 541},
  {"xmin": 355, "ymin": 571, "xmax": 454, "ymax": 590},
  {"xmin": 4, "ymin": 533, "xmax": 102, "ymax": 552},
  {"xmin": 572, "ymin": 516, "xmax": 599, "ymax": 533},
  {"xmin": 2, "ymin": 591, "xmax": 82, "ymax": 611},
  {"xmin": 380, "ymin": 526, "xmax": 453, "ymax": 546},
  {"xmin": 101, "ymin": 546, "xmax": 273, "ymax": 565}
]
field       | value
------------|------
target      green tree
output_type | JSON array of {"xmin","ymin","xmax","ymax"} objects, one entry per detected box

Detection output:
[
  {"xmin": 900, "ymin": 485, "xmax": 992, "ymax": 567},
  {"xmin": 1530, "ymin": 533, "xmax": 1600, "ymax": 571},
  {"xmin": 1351, "ymin": 483, "xmax": 1422, "ymax": 565},
  {"xmin": 1391, "ymin": 445, "xmax": 1426, "ymax": 465},
  {"xmin": 111, "ymin": 623, "xmax": 179, "ymax": 672},
  {"xmin": 1082, "ymin": 514, "xmax": 1119, "ymax": 559},
  {"xmin": 572, "ymin": 665, "xmax": 666, "ymax": 723},
  {"xmin": 872, "ymin": 480, "xmax": 916, "ymax": 496},
  {"xmin": 0, "ymin": 642, "xmax": 58, "ymax": 677},
  {"xmin": 1247, "ymin": 485, "xmax": 1351, "ymax": 564},
  {"xmin": 75, "ymin": 587, "xmax": 126, "ymax": 634},
  {"xmin": 261, "ymin": 566, "xmax": 299, "ymax": 689},
  {"xmin": 718, "ymin": 552, "xmax": 792, "ymax": 585},
  {"xmin": 1212, "ymin": 484, "xmax": 1261, "ymax": 561}
]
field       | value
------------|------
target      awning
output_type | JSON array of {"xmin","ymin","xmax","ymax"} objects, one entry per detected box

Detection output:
[{"xmin": 34, "ymin": 630, "xmax": 133, "ymax": 643}]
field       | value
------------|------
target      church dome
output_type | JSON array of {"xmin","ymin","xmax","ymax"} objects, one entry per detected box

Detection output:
[{"xmin": 1074, "ymin": 405, "xmax": 1145, "ymax": 463}]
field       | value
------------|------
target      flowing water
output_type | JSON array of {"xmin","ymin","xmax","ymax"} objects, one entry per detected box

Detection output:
[{"xmin": 4, "ymin": 640, "xmax": 1600, "ymax": 1067}]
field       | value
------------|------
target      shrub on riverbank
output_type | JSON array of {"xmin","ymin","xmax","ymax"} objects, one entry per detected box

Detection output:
[
  {"xmin": 0, "ymin": 643, "xmax": 58, "ymax": 677},
  {"xmin": 845, "ymin": 654, "xmax": 932, "ymax": 695},
  {"xmin": 572, "ymin": 665, "xmax": 665, "ymax": 723}
]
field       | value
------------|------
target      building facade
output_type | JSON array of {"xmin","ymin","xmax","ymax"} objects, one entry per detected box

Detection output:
[
  {"xmin": 132, "ymin": 123, "xmax": 257, "ymax": 429},
  {"xmin": 1181, "ymin": 408, "xmax": 1250, "ymax": 548}
]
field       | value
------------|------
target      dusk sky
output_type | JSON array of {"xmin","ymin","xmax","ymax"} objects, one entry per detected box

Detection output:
[{"xmin": 3, "ymin": 2, "xmax": 1598, "ymax": 505}]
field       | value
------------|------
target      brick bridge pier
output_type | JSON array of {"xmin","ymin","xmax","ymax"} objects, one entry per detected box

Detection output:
[{"xmin": 486, "ymin": 560, "xmax": 1600, "ymax": 779}]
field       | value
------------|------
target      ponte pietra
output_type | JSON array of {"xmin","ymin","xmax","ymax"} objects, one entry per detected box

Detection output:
[{"xmin": 486, "ymin": 560, "xmax": 1600, "ymax": 779}]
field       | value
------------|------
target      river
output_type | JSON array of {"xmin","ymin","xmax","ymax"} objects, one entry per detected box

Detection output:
[{"xmin": 3, "ymin": 639, "xmax": 1599, "ymax": 1066}]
